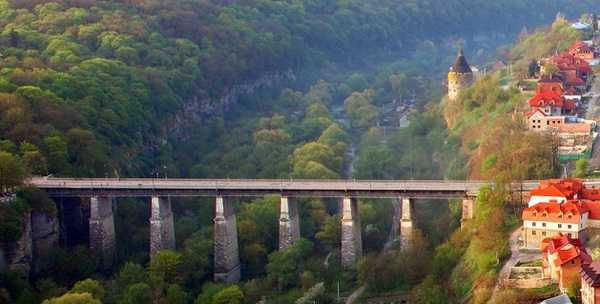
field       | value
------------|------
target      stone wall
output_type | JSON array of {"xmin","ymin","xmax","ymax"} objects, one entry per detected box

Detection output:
[
  {"xmin": 31, "ymin": 211, "xmax": 59, "ymax": 273},
  {"xmin": 507, "ymin": 266, "xmax": 552, "ymax": 289}
]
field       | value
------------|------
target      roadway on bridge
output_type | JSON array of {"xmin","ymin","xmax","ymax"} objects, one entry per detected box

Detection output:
[{"xmin": 26, "ymin": 177, "xmax": 554, "ymax": 198}]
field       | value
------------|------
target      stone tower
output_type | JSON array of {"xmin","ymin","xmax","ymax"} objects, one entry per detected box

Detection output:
[{"xmin": 448, "ymin": 48, "xmax": 474, "ymax": 101}]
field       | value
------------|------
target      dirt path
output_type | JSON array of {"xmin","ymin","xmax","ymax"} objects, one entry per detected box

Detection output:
[{"xmin": 489, "ymin": 227, "xmax": 539, "ymax": 302}]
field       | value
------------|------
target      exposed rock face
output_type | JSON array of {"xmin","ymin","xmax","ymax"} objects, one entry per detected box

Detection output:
[
  {"xmin": 168, "ymin": 70, "xmax": 296, "ymax": 138},
  {"xmin": 31, "ymin": 211, "xmax": 59, "ymax": 273},
  {"xmin": 2, "ymin": 212, "xmax": 32, "ymax": 278}
]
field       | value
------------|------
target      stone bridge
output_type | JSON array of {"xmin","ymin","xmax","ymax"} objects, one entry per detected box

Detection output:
[{"xmin": 28, "ymin": 177, "xmax": 547, "ymax": 282}]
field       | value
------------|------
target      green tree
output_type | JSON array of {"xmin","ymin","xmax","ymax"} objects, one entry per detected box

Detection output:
[
  {"xmin": 389, "ymin": 73, "xmax": 408, "ymax": 98},
  {"xmin": 42, "ymin": 293, "xmax": 100, "ymax": 304},
  {"xmin": 116, "ymin": 262, "xmax": 148, "ymax": 288},
  {"xmin": 181, "ymin": 231, "xmax": 213, "ymax": 289},
  {"xmin": 237, "ymin": 196, "xmax": 279, "ymax": 277},
  {"xmin": 291, "ymin": 142, "xmax": 341, "ymax": 178},
  {"xmin": 166, "ymin": 284, "xmax": 188, "ymax": 304},
  {"xmin": 344, "ymin": 90, "xmax": 378, "ymax": 129},
  {"xmin": 69, "ymin": 279, "xmax": 104, "ymax": 301},
  {"xmin": 212, "ymin": 285, "xmax": 244, "ymax": 304},
  {"xmin": 575, "ymin": 158, "xmax": 588, "ymax": 178},
  {"xmin": 119, "ymin": 283, "xmax": 152, "ymax": 304},
  {"xmin": 194, "ymin": 283, "xmax": 225, "ymax": 304},
  {"xmin": 43, "ymin": 135, "xmax": 69, "ymax": 174},
  {"xmin": 266, "ymin": 239, "xmax": 313, "ymax": 290},
  {"xmin": 0, "ymin": 151, "xmax": 26, "ymax": 192},
  {"xmin": 149, "ymin": 250, "xmax": 183, "ymax": 288},
  {"xmin": 315, "ymin": 215, "xmax": 341, "ymax": 249}
]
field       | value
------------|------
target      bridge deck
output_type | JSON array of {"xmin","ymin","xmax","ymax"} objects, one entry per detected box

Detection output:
[{"xmin": 27, "ymin": 177, "xmax": 550, "ymax": 199}]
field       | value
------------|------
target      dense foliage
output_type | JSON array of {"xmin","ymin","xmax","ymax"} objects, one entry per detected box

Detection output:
[
  {"xmin": 0, "ymin": 1, "xmax": 595, "ymax": 303},
  {"xmin": 0, "ymin": 0, "xmax": 595, "ymax": 178}
]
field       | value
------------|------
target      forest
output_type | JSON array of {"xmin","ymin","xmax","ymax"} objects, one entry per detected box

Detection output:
[{"xmin": 0, "ymin": 0, "xmax": 597, "ymax": 303}]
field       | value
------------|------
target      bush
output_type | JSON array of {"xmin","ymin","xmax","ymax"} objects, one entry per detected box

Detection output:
[{"xmin": 69, "ymin": 279, "xmax": 104, "ymax": 301}]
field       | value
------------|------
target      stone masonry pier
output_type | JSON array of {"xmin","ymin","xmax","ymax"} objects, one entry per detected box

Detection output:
[
  {"xmin": 213, "ymin": 196, "xmax": 241, "ymax": 283},
  {"xmin": 150, "ymin": 196, "xmax": 176, "ymax": 257},
  {"xmin": 30, "ymin": 177, "xmax": 548, "ymax": 281},
  {"xmin": 279, "ymin": 196, "xmax": 300, "ymax": 250},
  {"xmin": 89, "ymin": 196, "xmax": 115, "ymax": 268}
]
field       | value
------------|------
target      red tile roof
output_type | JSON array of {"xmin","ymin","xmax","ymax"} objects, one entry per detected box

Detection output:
[
  {"xmin": 541, "ymin": 234, "xmax": 591, "ymax": 266},
  {"xmin": 530, "ymin": 185, "xmax": 571, "ymax": 197},
  {"xmin": 582, "ymin": 188, "xmax": 600, "ymax": 200},
  {"xmin": 522, "ymin": 201, "xmax": 588, "ymax": 223},
  {"xmin": 528, "ymin": 91, "xmax": 567, "ymax": 108},
  {"xmin": 565, "ymin": 75, "xmax": 586, "ymax": 86},
  {"xmin": 536, "ymin": 82, "xmax": 564, "ymax": 94},
  {"xmin": 549, "ymin": 52, "xmax": 593, "ymax": 74},
  {"xmin": 583, "ymin": 201, "xmax": 600, "ymax": 219},
  {"xmin": 531, "ymin": 178, "xmax": 584, "ymax": 198}
]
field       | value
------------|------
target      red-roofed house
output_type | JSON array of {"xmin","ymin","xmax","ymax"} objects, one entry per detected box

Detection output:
[
  {"xmin": 581, "ymin": 262, "xmax": 600, "ymax": 304},
  {"xmin": 542, "ymin": 52, "xmax": 593, "ymax": 90},
  {"xmin": 570, "ymin": 41, "xmax": 595, "ymax": 60},
  {"xmin": 526, "ymin": 109, "xmax": 566, "ymax": 131},
  {"xmin": 522, "ymin": 201, "xmax": 589, "ymax": 249},
  {"xmin": 537, "ymin": 81, "xmax": 565, "ymax": 95},
  {"xmin": 528, "ymin": 178, "xmax": 584, "ymax": 207},
  {"xmin": 528, "ymin": 90, "xmax": 574, "ymax": 116},
  {"xmin": 541, "ymin": 234, "xmax": 591, "ymax": 291}
]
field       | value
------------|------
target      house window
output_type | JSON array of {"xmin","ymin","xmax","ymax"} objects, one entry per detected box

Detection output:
[
  {"xmin": 568, "ymin": 225, "xmax": 572, "ymax": 229},
  {"xmin": 558, "ymin": 224, "xmax": 562, "ymax": 228},
  {"xmin": 568, "ymin": 233, "xmax": 572, "ymax": 238},
  {"xmin": 542, "ymin": 222, "xmax": 546, "ymax": 227},
  {"xmin": 532, "ymin": 230, "xmax": 537, "ymax": 235},
  {"xmin": 532, "ymin": 222, "xmax": 537, "ymax": 227},
  {"xmin": 542, "ymin": 231, "xmax": 547, "ymax": 236}
]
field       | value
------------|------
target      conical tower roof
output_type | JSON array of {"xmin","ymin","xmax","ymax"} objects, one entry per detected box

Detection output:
[{"xmin": 451, "ymin": 48, "xmax": 472, "ymax": 73}]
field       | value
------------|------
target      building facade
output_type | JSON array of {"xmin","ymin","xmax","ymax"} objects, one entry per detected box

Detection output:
[
  {"xmin": 541, "ymin": 234, "xmax": 591, "ymax": 291},
  {"xmin": 522, "ymin": 201, "xmax": 589, "ymax": 250},
  {"xmin": 581, "ymin": 262, "xmax": 600, "ymax": 304}
]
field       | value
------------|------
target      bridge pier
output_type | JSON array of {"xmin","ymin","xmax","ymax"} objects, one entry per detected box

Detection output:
[
  {"xmin": 150, "ymin": 197, "xmax": 176, "ymax": 257},
  {"xmin": 461, "ymin": 198, "xmax": 475, "ymax": 229},
  {"xmin": 279, "ymin": 196, "xmax": 300, "ymax": 251},
  {"xmin": 214, "ymin": 196, "xmax": 241, "ymax": 282},
  {"xmin": 89, "ymin": 196, "xmax": 115, "ymax": 268},
  {"xmin": 400, "ymin": 197, "xmax": 414, "ymax": 247},
  {"xmin": 341, "ymin": 197, "xmax": 362, "ymax": 267}
]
